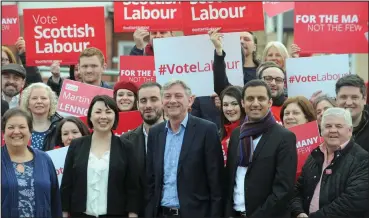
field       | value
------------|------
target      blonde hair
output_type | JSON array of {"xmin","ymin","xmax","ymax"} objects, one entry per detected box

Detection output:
[
  {"xmin": 261, "ymin": 41, "xmax": 290, "ymax": 68},
  {"xmin": 2, "ymin": 46, "xmax": 17, "ymax": 63},
  {"xmin": 79, "ymin": 47, "xmax": 105, "ymax": 66},
  {"xmin": 19, "ymin": 82, "xmax": 58, "ymax": 119}
]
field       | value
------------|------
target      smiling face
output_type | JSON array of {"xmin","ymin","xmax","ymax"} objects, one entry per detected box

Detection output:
[
  {"xmin": 61, "ymin": 121, "xmax": 83, "ymax": 147},
  {"xmin": 283, "ymin": 102, "xmax": 308, "ymax": 129},
  {"xmin": 261, "ymin": 67, "xmax": 285, "ymax": 98},
  {"xmin": 4, "ymin": 115, "xmax": 31, "ymax": 147},
  {"xmin": 89, "ymin": 101, "xmax": 115, "ymax": 132},
  {"xmin": 222, "ymin": 95, "xmax": 241, "ymax": 123},
  {"xmin": 322, "ymin": 115, "xmax": 352, "ymax": 148},
  {"xmin": 265, "ymin": 46, "xmax": 285, "ymax": 68},
  {"xmin": 116, "ymin": 89, "xmax": 135, "ymax": 111},
  {"xmin": 242, "ymin": 86, "xmax": 272, "ymax": 122},
  {"xmin": 28, "ymin": 87, "xmax": 51, "ymax": 117},
  {"xmin": 2, "ymin": 72, "xmax": 25, "ymax": 98},
  {"xmin": 162, "ymin": 84, "xmax": 193, "ymax": 120},
  {"xmin": 138, "ymin": 86, "xmax": 163, "ymax": 125},
  {"xmin": 336, "ymin": 86, "xmax": 366, "ymax": 122},
  {"xmin": 79, "ymin": 55, "xmax": 105, "ymax": 85}
]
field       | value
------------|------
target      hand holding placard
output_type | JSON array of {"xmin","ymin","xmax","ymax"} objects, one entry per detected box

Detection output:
[
  {"xmin": 133, "ymin": 29, "xmax": 149, "ymax": 50},
  {"xmin": 208, "ymin": 28, "xmax": 224, "ymax": 56}
]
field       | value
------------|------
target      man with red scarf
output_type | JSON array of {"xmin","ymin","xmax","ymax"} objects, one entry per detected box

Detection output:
[
  {"xmin": 224, "ymin": 80, "xmax": 297, "ymax": 218},
  {"xmin": 130, "ymin": 29, "xmax": 173, "ymax": 56}
]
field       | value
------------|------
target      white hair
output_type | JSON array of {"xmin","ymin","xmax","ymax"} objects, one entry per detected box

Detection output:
[
  {"xmin": 19, "ymin": 82, "xmax": 58, "ymax": 119},
  {"xmin": 161, "ymin": 79, "xmax": 192, "ymax": 97},
  {"xmin": 261, "ymin": 41, "xmax": 290, "ymax": 68},
  {"xmin": 321, "ymin": 107, "xmax": 353, "ymax": 128}
]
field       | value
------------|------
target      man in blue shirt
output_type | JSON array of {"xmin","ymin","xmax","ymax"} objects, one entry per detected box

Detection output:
[{"xmin": 146, "ymin": 80, "xmax": 224, "ymax": 218}]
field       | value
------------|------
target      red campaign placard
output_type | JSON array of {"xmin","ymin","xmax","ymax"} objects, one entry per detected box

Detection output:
[
  {"xmin": 79, "ymin": 111, "xmax": 143, "ymax": 136},
  {"xmin": 289, "ymin": 121, "xmax": 322, "ymax": 179},
  {"xmin": 294, "ymin": 2, "xmax": 368, "ymax": 54},
  {"xmin": 23, "ymin": 7, "xmax": 107, "ymax": 66},
  {"xmin": 263, "ymin": 2, "xmax": 294, "ymax": 18},
  {"xmin": 119, "ymin": 56, "xmax": 156, "ymax": 87},
  {"xmin": 57, "ymin": 79, "xmax": 113, "ymax": 117},
  {"xmin": 182, "ymin": 1, "xmax": 264, "ymax": 35},
  {"xmin": 1, "ymin": 5, "xmax": 20, "ymax": 45},
  {"xmin": 114, "ymin": 2, "xmax": 183, "ymax": 32}
]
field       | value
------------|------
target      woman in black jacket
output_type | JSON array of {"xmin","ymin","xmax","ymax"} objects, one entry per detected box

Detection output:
[{"xmin": 61, "ymin": 95, "xmax": 139, "ymax": 218}]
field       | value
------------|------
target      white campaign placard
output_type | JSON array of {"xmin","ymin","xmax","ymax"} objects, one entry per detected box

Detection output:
[
  {"xmin": 46, "ymin": 146, "xmax": 69, "ymax": 187},
  {"xmin": 286, "ymin": 54, "xmax": 351, "ymax": 99},
  {"xmin": 153, "ymin": 33, "xmax": 243, "ymax": 96}
]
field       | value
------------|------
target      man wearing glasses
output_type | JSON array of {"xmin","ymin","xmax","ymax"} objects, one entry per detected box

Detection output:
[{"xmin": 258, "ymin": 63, "xmax": 286, "ymax": 123}]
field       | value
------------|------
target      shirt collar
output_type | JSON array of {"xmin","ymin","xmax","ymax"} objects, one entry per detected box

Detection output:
[
  {"xmin": 2, "ymin": 92, "xmax": 19, "ymax": 102},
  {"xmin": 165, "ymin": 113, "xmax": 189, "ymax": 130}
]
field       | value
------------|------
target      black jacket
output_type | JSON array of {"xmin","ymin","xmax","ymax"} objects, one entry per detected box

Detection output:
[
  {"xmin": 18, "ymin": 52, "xmax": 43, "ymax": 85},
  {"xmin": 120, "ymin": 124, "xmax": 146, "ymax": 216},
  {"xmin": 47, "ymin": 77, "xmax": 63, "ymax": 96},
  {"xmin": 290, "ymin": 140, "xmax": 369, "ymax": 218},
  {"xmin": 42, "ymin": 112, "xmax": 64, "ymax": 151},
  {"xmin": 61, "ymin": 134, "xmax": 140, "ymax": 215},
  {"xmin": 213, "ymin": 50, "xmax": 257, "ymax": 96},
  {"xmin": 353, "ymin": 107, "xmax": 369, "ymax": 151},
  {"xmin": 224, "ymin": 124, "xmax": 297, "ymax": 218},
  {"xmin": 146, "ymin": 115, "xmax": 224, "ymax": 218},
  {"xmin": 1, "ymin": 99, "xmax": 9, "ymax": 116},
  {"xmin": 191, "ymin": 96, "xmax": 221, "ymax": 130}
]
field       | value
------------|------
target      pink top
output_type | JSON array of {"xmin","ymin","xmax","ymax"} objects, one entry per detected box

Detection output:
[{"xmin": 309, "ymin": 140, "xmax": 350, "ymax": 213}]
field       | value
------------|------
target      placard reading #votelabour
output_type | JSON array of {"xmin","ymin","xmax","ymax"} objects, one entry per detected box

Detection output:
[
  {"xmin": 23, "ymin": 7, "xmax": 107, "ymax": 66},
  {"xmin": 114, "ymin": 2, "xmax": 183, "ymax": 32},
  {"xmin": 181, "ymin": 2, "xmax": 264, "ymax": 35}
]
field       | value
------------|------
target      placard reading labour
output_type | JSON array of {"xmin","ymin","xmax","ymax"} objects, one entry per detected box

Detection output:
[
  {"xmin": 23, "ymin": 7, "xmax": 106, "ymax": 66},
  {"xmin": 181, "ymin": 2, "xmax": 264, "ymax": 35},
  {"xmin": 294, "ymin": 2, "xmax": 368, "ymax": 53},
  {"xmin": 57, "ymin": 80, "xmax": 113, "ymax": 117},
  {"xmin": 114, "ymin": 2, "xmax": 183, "ymax": 32}
]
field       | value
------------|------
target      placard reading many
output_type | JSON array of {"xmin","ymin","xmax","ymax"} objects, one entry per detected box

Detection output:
[
  {"xmin": 23, "ymin": 7, "xmax": 107, "ymax": 66},
  {"xmin": 1, "ymin": 5, "xmax": 20, "ymax": 45},
  {"xmin": 57, "ymin": 79, "xmax": 113, "ymax": 117}
]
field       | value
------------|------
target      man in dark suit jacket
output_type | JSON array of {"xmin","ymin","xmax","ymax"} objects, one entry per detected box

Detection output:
[
  {"xmin": 224, "ymin": 80, "xmax": 297, "ymax": 218},
  {"xmin": 191, "ymin": 95, "xmax": 221, "ymax": 130},
  {"xmin": 121, "ymin": 82, "xmax": 164, "ymax": 216},
  {"xmin": 146, "ymin": 80, "xmax": 224, "ymax": 218}
]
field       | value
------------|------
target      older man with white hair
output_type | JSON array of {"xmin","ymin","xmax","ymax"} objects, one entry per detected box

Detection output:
[{"xmin": 290, "ymin": 107, "xmax": 369, "ymax": 218}]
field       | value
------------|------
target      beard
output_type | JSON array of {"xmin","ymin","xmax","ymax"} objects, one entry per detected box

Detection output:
[
  {"xmin": 141, "ymin": 110, "xmax": 163, "ymax": 125},
  {"xmin": 3, "ymin": 84, "xmax": 20, "ymax": 98}
]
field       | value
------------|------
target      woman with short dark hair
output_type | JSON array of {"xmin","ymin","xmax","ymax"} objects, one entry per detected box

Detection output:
[
  {"xmin": 61, "ymin": 95, "xmax": 139, "ymax": 218},
  {"xmin": 1, "ymin": 108, "xmax": 62, "ymax": 218}
]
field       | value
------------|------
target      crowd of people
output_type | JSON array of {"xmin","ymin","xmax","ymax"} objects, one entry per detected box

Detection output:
[{"xmin": 1, "ymin": 25, "xmax": 369, "ymax": 218}]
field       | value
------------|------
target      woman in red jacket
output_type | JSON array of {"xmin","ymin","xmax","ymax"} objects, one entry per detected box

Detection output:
[{"xmin": 219, "ymin": 86, "xmax": 245, "ymax": 166}]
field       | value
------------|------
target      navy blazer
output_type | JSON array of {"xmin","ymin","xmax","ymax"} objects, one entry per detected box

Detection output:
[
  {"xmin": 145, "ymin": 114, "xmax": 224, "ymax": 218},
  {"xmin": 1, "ymin": 146, "xmax": 62, "ymax": 218}
]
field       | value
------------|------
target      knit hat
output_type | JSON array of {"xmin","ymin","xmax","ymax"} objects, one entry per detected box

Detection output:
[{"xmin": 113, "ymin": 81, "xmax": 138, "ymax": 95}]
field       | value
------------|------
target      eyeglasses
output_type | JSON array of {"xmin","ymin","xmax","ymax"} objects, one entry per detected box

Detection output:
[
  {"xmin": 1, "ymin": 58, "xmax": 10, "ymax": 62},
  {"xmin": 263, "ymin": 76, "xmax": 284, "ymax": 84}
]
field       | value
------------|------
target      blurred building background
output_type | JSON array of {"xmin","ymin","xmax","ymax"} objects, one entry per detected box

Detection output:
[{"xmin": 2, "ymin": 2, "xmax": 368, "ymax": 83}]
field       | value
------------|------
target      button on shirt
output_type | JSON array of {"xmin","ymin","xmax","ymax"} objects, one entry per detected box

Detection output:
[
  {"xmin": 161, "ymin": 113, "xmax": 189, "ymax": 208},
  {"xmin": 233, "ymin": 135, "xmax": 262, "ymax": 212}
]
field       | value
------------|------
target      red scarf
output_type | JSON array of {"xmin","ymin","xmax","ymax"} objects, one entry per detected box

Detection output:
[
  {"xmin": 144, "ymin": 43, "xmax": 154, "ymax": 56},
  {"xmin": 221, "ymin": 120, "xmax": 240, "ymax": 166}
]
